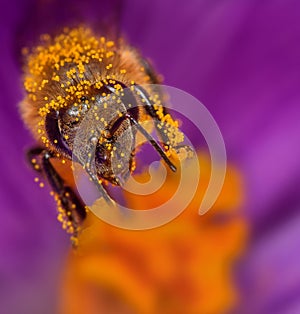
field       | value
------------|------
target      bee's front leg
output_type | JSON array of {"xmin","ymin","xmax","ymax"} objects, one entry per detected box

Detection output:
[
  {"xmin": 132, "ymin": 84, "xmax": 171, "ymax": 145},
  {"xmin": 132, "ymin": 85, "xmax": 194, "ymax": 162},
  {"xmin": 27, "ymin": 147, "xmax": 86, "ymax": 244}
]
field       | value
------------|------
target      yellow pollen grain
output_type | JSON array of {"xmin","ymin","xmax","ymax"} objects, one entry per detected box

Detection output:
[
  {"xmin": 52, "ymin": 75, "xmax": 60, "ymax": 81},
  {"xmin": 106, "ymin": 41, "xmax": 114, "ymax": 47},
  {"xmin": 106, "ymin": 51, "xmax": 114, "ymax": 58}
]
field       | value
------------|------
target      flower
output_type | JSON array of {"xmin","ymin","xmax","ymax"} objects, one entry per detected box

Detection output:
[{"xmin": 60, "ymin": 152, "xmax": 247, "ymax": 314}]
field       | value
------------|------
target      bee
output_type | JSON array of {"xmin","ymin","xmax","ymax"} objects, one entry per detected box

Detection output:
[{"xmin": 20, "ymin": 27, "xmax": 184, "ymax": 242}]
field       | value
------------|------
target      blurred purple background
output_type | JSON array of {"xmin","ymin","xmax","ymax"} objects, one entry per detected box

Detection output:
[{"xmin": 1, "ymin": 0, "xmax": 300, "ymax": 313}]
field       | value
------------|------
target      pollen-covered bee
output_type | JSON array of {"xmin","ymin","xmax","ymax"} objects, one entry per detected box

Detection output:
[{"xmin": 20, "ymin": 27, "xmax": 184, "ymax": 242}]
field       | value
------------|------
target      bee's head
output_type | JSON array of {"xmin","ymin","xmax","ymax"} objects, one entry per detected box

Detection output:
[{"xmin": 45, "ymin": 92, "xmax": 137, "ymax": 185}]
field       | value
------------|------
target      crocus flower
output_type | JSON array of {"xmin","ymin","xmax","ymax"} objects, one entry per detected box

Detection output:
[
  {"xmin": 59, "ymin": 153, "xmax": 247, "ymax": 314},
  {"xmin": 1, "ymin": 0, "xmax": 300, "ymax": 314}
]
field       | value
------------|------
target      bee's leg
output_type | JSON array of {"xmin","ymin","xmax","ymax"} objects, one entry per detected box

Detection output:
[
  {"xmin": 85, "ymin": 166, "xmax": 114, "ymax": 204},
  {"xmin": 171, "ymin": 144, "xmax": 196, "ymax": 159},
  {"xmin": 85, "ymin": 137, "xmax": 116, "ymax": 204},
  {"xmin": 131, "ymin": 85, "xmax": 194, "ymax": 157},
  {"xmin": 131, "ymin": 84, "xmax": 171, "ymax": 145},
  {"xmin": 27, "ymin": 147, "xmax": 86, "ymax": 240},
  {"xmin": 124, "ymin": 114, "xmax": 176, "ymax": 172}
]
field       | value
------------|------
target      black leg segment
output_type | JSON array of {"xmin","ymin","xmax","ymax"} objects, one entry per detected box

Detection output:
[{"xmin": 27, "ymin": 147, "xmax": 86, "ymax": 236}]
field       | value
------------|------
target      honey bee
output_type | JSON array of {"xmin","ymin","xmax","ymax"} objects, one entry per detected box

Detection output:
[{"xmin": 20, "ymin": 27, "xmax": 184, "ymax": 242}]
